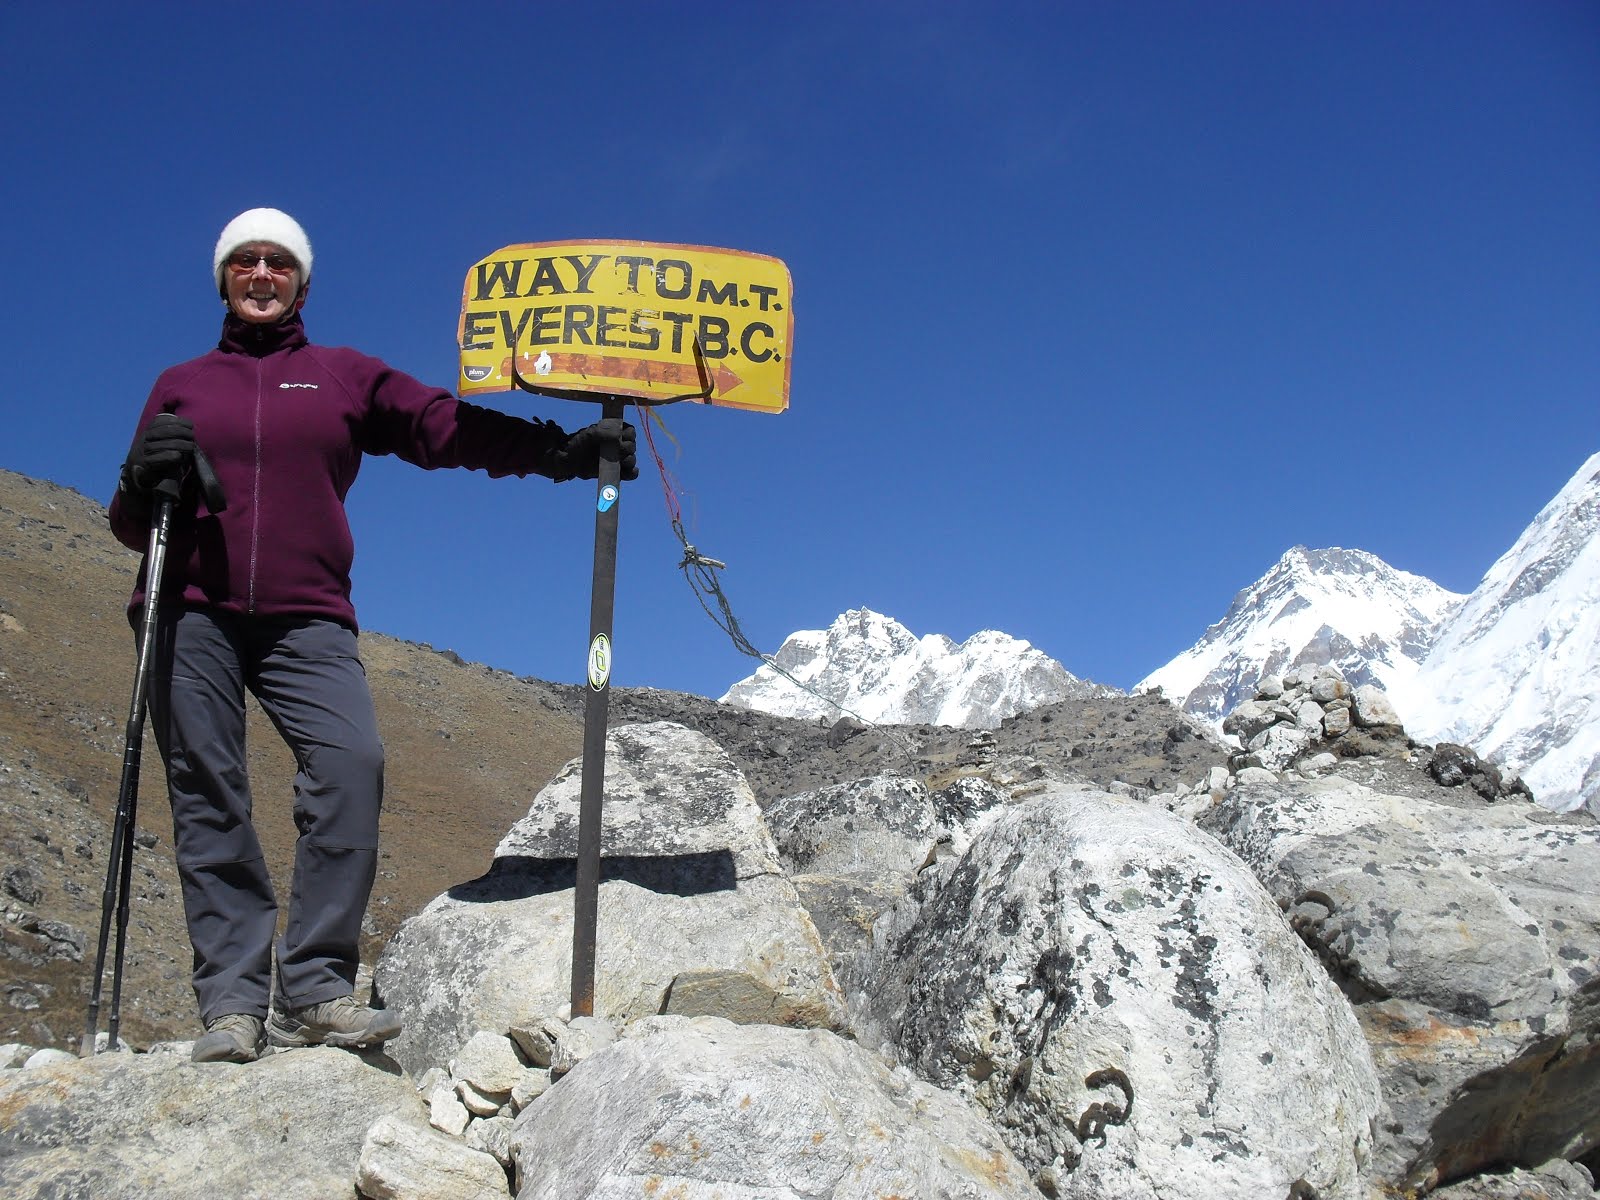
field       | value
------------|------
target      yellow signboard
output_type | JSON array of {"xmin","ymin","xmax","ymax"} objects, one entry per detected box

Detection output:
[{"xmin": 457, "ymin": 240, "xmax": 791, "ymax": 413}]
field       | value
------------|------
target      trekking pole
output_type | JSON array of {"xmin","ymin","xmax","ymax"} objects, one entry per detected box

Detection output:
[
  {"xmin": 83, "ymin": 452, "xmax": 224, "ymax": 1056},
  {"xmin": 83, "ymin": 476, "xmax": 180, "ymax": 1056},
  {"xmin": 570, "ymin": 397, "xmax": 625, "ymax": 1019}
]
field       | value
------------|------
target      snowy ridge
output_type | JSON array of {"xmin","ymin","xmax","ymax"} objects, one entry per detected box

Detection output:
[
  {"xmin": 719, "ymin": 608, "xmax": 1106, "ymax": 729},
  {"xmin": 1136, "ymin": 546, "xmax": 1464, "ymax": 726},
  {"xmin": 1398, "ymin": 452, "xmax": 1600, "ymax": 812}
]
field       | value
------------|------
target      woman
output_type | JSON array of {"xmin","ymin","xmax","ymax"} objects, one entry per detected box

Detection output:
[{"xmin": 110, "ymin": 207, "xmax": 635, "ymax": 1063}]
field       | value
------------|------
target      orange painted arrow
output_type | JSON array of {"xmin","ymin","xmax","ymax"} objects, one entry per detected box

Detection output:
[
  {"xmin": 711, "ymin": 362, "xmax": 744, "ymax": 394},
  {"xmin": 500, "ymin": 351, "xmax": 745, "ymax": 396}
]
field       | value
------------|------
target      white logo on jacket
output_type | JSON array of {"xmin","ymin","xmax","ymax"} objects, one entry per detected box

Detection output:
[{"xmin": 279, "ymin": 382, "xmax": 319, "ymax": 389}]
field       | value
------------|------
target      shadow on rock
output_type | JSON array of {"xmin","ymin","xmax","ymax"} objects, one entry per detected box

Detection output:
[{"xmin": 446, "ymin": 852, "xmax": 737, "ymax": 902}]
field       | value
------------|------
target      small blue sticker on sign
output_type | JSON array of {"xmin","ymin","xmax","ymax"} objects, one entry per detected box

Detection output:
[{"xmin": 598, "ymin": 484, "xmax": 618, "ymax": 513}]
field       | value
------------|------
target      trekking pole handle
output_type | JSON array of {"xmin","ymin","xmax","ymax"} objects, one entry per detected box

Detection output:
[{"xmin": 147, "ymin": 448, "xmax": 227, "ymax": 511}]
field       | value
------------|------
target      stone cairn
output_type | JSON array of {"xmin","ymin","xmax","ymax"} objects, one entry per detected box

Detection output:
[
  {"xmin": 1222, "ymin": 665, "xmax": 1409, "ymax": 776},
  {"xmin": 1216, "ymin": 664, "xmax": 1532, "ymax": 803}
]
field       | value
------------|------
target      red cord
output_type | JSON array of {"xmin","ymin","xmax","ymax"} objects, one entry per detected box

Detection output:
[{"xmin": 634, "ymin": 402, "xmax": 686, "ymax": 526}]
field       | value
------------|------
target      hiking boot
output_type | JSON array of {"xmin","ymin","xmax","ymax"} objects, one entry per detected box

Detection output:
[
  {"xmin": 192, "ymin": 1014, "xmax": 265, "ymax": 1063},
  {"xmin": 266, "ymin": 995, "xmax": 402, "ymax": 1049}
]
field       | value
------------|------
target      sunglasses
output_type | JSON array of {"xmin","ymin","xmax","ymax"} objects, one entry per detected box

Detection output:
[{"xmin": 227, "ymin": 250, "xmax": 299, "ymax": 275}]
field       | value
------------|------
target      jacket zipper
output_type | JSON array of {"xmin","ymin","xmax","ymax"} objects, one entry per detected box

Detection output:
[{"xmin": 248, "ymin": 357, "xmax": 263, "ymax": 614}]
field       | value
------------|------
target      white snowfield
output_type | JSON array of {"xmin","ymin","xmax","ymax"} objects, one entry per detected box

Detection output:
[{"xmin": 1397, "ymin": 452, "xmax": 1600, "ymax": 812}]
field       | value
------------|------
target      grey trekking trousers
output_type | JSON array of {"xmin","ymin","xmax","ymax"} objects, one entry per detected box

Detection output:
[{"xmin": 146, "ymin": 607, "xmax": 384, "ymax": 1023}]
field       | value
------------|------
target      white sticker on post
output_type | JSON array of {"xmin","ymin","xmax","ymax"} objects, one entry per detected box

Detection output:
[{"xmin": 587, "ymin": 633, "xmax": 611, "ymax": 690}]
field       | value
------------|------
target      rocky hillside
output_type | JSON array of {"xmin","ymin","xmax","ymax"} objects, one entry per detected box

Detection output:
[{"xmin": 6, "ymin": 713, "xmax": 1597, "ymax": 1199}]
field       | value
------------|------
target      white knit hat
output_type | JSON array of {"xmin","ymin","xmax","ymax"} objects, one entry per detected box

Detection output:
[{"xmin": 213, "ymin": 208, "xmax": 313, "ymax": 291}]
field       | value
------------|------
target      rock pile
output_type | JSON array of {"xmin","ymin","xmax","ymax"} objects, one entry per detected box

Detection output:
[
  {"xmin": 359, "ymin": 1015, "xmax": 621, "ymax": 1197},
  {"xmin": 1222, "ymin": 665, "xmax": 1412, "ymax": 773},
  {"xmin": 373, "ymin": 722, "xmax": 845, "ymax": 1079},
  {"xmin": 1218, "ymin": 665, "xmax": 1537, "ymax": 806}
]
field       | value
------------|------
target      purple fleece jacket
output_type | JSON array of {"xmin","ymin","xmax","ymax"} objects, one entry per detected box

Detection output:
[{"xmin": 109, "ymin": 313, "xmax": 568, "ymax": 630}]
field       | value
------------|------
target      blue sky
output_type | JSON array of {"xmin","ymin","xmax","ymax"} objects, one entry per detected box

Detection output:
[{"xmin": 3, "ymin": 2, "xmax": 1596, "ymax": 700}]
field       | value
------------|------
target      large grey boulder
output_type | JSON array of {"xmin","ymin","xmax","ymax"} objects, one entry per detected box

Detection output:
[
  {"xmin": 0, "ymin": 1047, "xmax": 420, "ymax": 1199},
  {"xmin": 849, "ymin": 782, "xmax": 1381, "ymax": 1199},
  {"xmin": 763, "ymin": 773, "xmax": 939, "ymax": 877},
  {"xmin": 510, "ymin": 1015, "xmax": 1040, "ymax": 1199},
  {"xmin": 1197, "ymin": 775, "xmax": 1600, "ymax": 1192},
  {"xmin": 771, "ymin": 774, "xmax": 1011, "ymax": 978},
  {"xmin": 375, "ymin": 723, "xmax": 845, "ymax": 1077},
  {"xmin": 789, "ymin": 872, "xmax": 910, "ymax": 980}
]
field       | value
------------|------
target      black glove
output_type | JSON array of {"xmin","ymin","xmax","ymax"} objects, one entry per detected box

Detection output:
[
  {"xmin": 550, "ymin": 418, "xmax": 639, "ymax": 482},
  {"xmin": 121, "ymin": 413, "xmax": 196, "ymax": 494}
]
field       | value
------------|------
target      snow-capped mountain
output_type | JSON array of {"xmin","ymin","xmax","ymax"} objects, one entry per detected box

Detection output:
[
  {"xmin": 1396, "ymin": 453, "xmax": 1600, "ymax": 813},
  {"xmin": 720, "ymin": 608, "xmax": 1107, "ymax": 729},
  {"xmin": 1136, "ymin": 546, "xmax": 1464, "ymax": 726}
]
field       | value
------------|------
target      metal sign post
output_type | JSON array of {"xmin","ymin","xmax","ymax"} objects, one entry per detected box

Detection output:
[
  {"xmin": 458, "ymin": 241, "xmax": 791, "ymax": 1019},
  {"xmin": 569, "ymin": 395, "xmax": 624, "ymax": 1017}
]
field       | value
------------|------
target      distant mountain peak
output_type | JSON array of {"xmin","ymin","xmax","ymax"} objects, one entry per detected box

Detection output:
[
  {"xmin": 720, "ymin": 608, "xmax": 1110, "ymax": 728},
  {"xmin": 1137, "ymin": 546, "xmax": 1464, "ymax": 726}
]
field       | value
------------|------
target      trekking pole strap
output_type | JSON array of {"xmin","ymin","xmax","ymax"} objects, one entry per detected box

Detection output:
[{"xmin": 192, "ymin": 448, "xmax": 227, "ymax": 513}]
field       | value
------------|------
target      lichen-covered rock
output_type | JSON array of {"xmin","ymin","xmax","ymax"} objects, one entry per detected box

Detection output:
[
  {"xmin": 547, "ymin": 1015, "xmax": 615, "ymax": 1077},
  {"xmin": 0, "ymin": 1047, "xmax": 420, "ymax": 1199},
  {"xmin": 1198, "ymin": 773, "xmax": 1600, "ymax": 1190},
  {"xmin": 1223, "ymin": 699, "xmax": 1280, "ymax": 741},
  {"xmin": 768, "ymin": 773, "xmax": 1013, "ymax": 980},
  {"xmin": 1428, "ymin": 1158, "xmax": 1597, "ymax": 1199},
  {"xmin": 849, "ymin": 782, "xmax": 1381, "ymax": 1199},
  {"xmin": 451, "ymin": 1031, "xmax": 524, "ymax": 1101},
  {"xmin": 1243, "ymin": 721, "xmax": 1314, "ymax": 770},
  {"xmin": 763, "ymin": 774, "xmax": 938, "ymax": 877},
  {"xmin": 1350, "ymin": 683, "xmax": 1401, "ymax": 728}
]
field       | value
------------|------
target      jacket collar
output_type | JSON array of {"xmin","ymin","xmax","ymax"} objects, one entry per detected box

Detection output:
[{"xmin": 219, "ymin": 312, "xmax": 309, "ymax": 357}]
